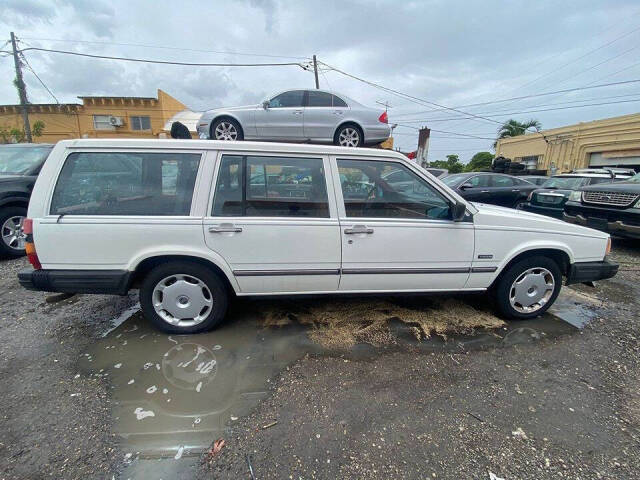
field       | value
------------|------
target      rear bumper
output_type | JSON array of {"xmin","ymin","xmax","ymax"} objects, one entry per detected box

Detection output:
[
  {"xmin": 519, "ymin": 202, "xmax": 564, "ymax": 219},
  {"xmin": 565, "ymin": 260, "xmax": 619, "ymax": 285},
  {"xmin": 18, "ymin": 268, "xmax": 131, "ymax": 295}
]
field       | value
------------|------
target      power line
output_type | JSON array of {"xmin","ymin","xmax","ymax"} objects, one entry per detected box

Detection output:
[
  {"xmin": 395, "ymin": 97, "xmax": 640, "ymax": 123},
  {"xmin": 18, "ymin": 37, "xmax": 310, "ymax": 60},
  {"xmin": 318, "ymin": 61, "xmax": 503, "ymax": 125},
  {"xmin": 19, "ymin": 52, "xmax": 59, "ymax": 104},
  {"xmin": 395, "ymin": 124, "xmax": 494, "ymax": 140},
  {"xmin": 17, "ymin": 46, "xmax": 306, "ymax": 68},
  {"xmin": 392, "ymin": 78, "xmax": 640, "ymax": 117}
]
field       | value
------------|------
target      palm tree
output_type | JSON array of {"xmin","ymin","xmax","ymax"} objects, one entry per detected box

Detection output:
[{"xmin": 493, "ymin": 119, "xmax": 541, "ymax": 148}]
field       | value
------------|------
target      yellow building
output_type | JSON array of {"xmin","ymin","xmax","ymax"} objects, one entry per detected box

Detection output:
[
  {"xmin": 0, "ymin": 89, "xmax": 190, "ymax": 143},
  {"xmin": 495, "ymin": 112, "xmax": 640, "ymax": 173}
]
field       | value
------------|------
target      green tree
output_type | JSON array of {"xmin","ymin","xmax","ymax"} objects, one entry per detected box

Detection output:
[
  {"xmin": 0, "ymin": 120, "xmax": 45, "ymax": 144},
  {"xmin": 430, "ymin": 154, "xmax": 464, "ymax": 174},
  {"xmin": 493, "ymin": 119, "xmax": 541, "ymax": 148},
  {"xmin": 464, "ymin": 151, "xmax": 494, "ymax": 172}
]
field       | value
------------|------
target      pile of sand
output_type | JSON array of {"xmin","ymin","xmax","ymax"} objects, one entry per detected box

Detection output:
[{"xmin": 261, "ymin": 297, "xmax": 505, "ymax": 348}]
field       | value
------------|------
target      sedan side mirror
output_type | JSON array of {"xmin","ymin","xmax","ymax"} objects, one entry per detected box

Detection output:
[
  {"xmin": 452, "ymin": 202, "xmax": 467, "ymax": 222},
  {"xmin": 262, "ymin": 100, "xmax": 270, "ymax": 109},
  {"xmin": 459, "ymin": 182, "xmax": 473, "ymax": 190}
]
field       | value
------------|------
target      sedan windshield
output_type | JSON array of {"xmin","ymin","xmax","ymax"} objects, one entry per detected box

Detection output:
[
  {"xmin": 541, "ymin": 176, "xmax": 587, "ymax": 189},
  {"xmin": 441, "ymin": 174, "xmax": 468, "ymax": 187},
  {"xmin": 0, "ymin": 146, "xmax": 52, "ymax": 174}
]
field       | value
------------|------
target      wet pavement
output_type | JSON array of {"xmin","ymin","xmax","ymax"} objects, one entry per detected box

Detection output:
[{"xmin": 78, "ymin": 288, "xmax": 599, "ymax": 478}]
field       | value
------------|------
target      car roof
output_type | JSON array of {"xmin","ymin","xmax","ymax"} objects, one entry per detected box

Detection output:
[
  {"xmin": 269, "ymin": 88, "xmax": 359, "ymax": 106},
  {"xmin": 553, "ymin": 173, "xmax": 631, "ymax": 178},
  {"xmin": 56, "ymin": 138, "xmax": 407, "ymax": 160},
  {"xmin": 0, "ymin": 143, "xmax": 54, "ymax": 148}
]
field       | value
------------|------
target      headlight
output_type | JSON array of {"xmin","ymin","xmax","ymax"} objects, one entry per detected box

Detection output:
[
  {"xmin": 527, "ymin": 191, "xmax": 534, "ymax": 201},
  {"xmin": 568, "ymin": 190, "xmax": 582, "ymax": 202}
]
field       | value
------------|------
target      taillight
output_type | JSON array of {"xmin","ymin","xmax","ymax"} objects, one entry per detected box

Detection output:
[
  {"xmin": 23, "ymin": 218, "xmax": 42, "ymax": 270},
  {"xmin": 378, "ymin": 111, "xmax": 388, "ymax": 124}
]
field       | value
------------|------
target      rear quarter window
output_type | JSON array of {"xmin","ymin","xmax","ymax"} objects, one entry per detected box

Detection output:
[{"xmin": 50, "ymin": 151, "xmax": 201, "ymax": 216}]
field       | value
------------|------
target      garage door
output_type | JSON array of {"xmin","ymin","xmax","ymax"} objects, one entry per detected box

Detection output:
[{"xmin": 590, "ymin": 151, "xmax": 640, "ymax": 167}]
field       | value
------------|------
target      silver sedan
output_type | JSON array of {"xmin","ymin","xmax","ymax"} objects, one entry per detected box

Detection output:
[{"xmin": 196, "ymin": 89, "xmax": 391, "ymax": 147}]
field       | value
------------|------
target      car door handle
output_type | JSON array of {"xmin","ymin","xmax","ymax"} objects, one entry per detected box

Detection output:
[
  {"xmin": 333, "ymin": 110, "xmax": 343, "ymax": 115},
  {"xmin": 344, "ymin": 226, "xmax": 374, "ymax": 235},
  {"xmin": 511, "ymin": 189, "xmax": 520, "ymax": 192},
  {"xmin": 481, "ymin": 190, "xmax": 490, "ymax": 193},
  {"xmin": 209, "ymin": 225, "xmax": 242, "ymax": 233},
  {"xmin": 292, "ymin": 110, "xmax": 303, "ymax": 115}
]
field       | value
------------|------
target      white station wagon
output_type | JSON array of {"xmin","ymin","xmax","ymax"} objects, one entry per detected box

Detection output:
[{"xmin": 19, "ymin": 139, "xmax": 618, "ymax": 333}]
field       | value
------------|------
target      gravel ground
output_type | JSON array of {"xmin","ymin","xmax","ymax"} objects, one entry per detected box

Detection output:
[
  {"xmin": 201, "ymin": 240, "xmax": 640, "ymax": 480},
  {"xmin": 0, "ymin": 257, "xmax": 135, "ymax": 480}
]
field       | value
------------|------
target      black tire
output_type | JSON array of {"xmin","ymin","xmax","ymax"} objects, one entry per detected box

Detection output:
[
  {"xmin": 334, "ymin": 124, "xmax": 364, "ymax": 147},
  {"xmin": 140, "ymin": 261, "xmax": 229, "ymax": 334},
  {"xmin": 0, "ymin": 206, "xmax": 28, "ymax": 258},
  {"xmin": 512, "ymin": 198, "xmax": 527, "ymax": 209},
  {"xmin": 492, "ymin": 256, "xmax": 562, "ymax": 320},
  {"xmin": 210, "ymin": 117, "xmax": 244, "ymax": 141}
]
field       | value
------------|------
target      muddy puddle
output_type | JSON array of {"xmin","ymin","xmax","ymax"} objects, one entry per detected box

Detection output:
[{"xmin": 79, "ymin": 288, "xmax": 599, "ymax": 470}]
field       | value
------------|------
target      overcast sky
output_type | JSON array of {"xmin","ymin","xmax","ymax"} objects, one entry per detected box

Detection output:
[{"xmin": 1, "ymin": 0, "xmax": 639, "ymax": 162}]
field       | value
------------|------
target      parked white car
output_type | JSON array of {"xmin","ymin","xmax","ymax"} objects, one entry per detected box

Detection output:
[{"xmin": 19, "ymin": 139, "xmax": 617, "ymax": 333}]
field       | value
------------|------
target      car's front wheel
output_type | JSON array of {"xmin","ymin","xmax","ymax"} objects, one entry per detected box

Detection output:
[
  {"xmin": 0, "ymin": 206, "xmax": 28, "ymax": 258},
  {"xmin": 493, "ymin": 256, "xmax": 562, "ymax": 319},
  {"xmin": 140, "ymin": 261, "xmax": 229, "ymax": 334},
  {"xmin": 211, "ymin": 118, "xmax": 244, "ymax": 141},
  {"xmin": 334, "ymin": 124, "xmax": 363, "ymax": 147}
]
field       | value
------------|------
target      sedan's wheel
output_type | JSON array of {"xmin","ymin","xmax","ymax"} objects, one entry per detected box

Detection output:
[
  {"xmin": 140, "ymin": 261, "xmax": 228, "ymax": 334},
  {"xmin": 513, "ymin": 199, "xmax": 526, "ymax": 209},
  {"xmin": 212, "ymin": 118, "xmax": 243, "ymax": 141},
  {"xmin": 493, "ymin": 256, "xmax": 562, "ymax": 319},
  {"xmin": 0, "ymin": 207, "xmax": 28, "ymax": 257},
  {"xmin": 335, "ymin": 125, "xmax": 363, "ymax": 147}
]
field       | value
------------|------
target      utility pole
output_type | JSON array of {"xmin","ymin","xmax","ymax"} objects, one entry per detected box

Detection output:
[
  {"xmin": 312, "ymin": 55, "xmax": 319, "ymax": 89},
  {"xmin": 10, "ymin": 32, "xmax": 32, "ymax": 142}
]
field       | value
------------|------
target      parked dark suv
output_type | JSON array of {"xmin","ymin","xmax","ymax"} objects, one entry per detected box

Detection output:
[
  {"xmin": 441, "ymin": 172, "xmax": 537, "ymax": 208},
  {"xmin": 0, "ymin": 143, "xmax": 54, "ymax": 257},
  {"xmin": 564, "ymin": 171, "xmax": 640, "ymax": 239},
  {"xmin": 518, "ymin": 170, "xmax": 633, "ymax": 219}
]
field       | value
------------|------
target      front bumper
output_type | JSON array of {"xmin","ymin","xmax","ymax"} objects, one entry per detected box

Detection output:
[
  {"xmin": 518, "ymin": 202, "xmax": 564, "ymax": 219},
  {"xmin": 563, "ymin": 211, "xmax": 640, "ymax": 239},
  {"xmin": 18, "ymin": 268, "xmax": 131, "ymax": 295},
  {"xmin": 565, "ymin": 260, "xmax": 619, "ymax": 285}
]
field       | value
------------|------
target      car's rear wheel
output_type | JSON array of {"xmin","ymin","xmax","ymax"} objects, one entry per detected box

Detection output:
[
  {"xmin": 211, "ymin": 118, "xmax": 244, "ymax": 141},
  {"xmin": 0, "ymin": 206, "xmax": 28, "ymax": 258},
  {"xmin": 140, "ymin": 261, "xmax": 228, "ymax": 334},
  {"xmin": 513, "ymin": 199, "xmax": 526, "ymax": 209},
  {"xmin": 334, "ymin": 124, "xmax": 363, "ymax": 147},
  {"xmin": 493, "ymin": 256, "xmax": 562, "ymax": 319}
]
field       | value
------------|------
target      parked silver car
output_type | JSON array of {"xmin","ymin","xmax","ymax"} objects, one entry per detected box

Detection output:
[{"xmin": 196, "ymin": 89, "xmax": 391, "ymax": 147}]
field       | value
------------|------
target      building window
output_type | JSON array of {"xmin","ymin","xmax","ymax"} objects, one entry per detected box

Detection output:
[
  {"xmin": 93, "ymin": 115, "xmax": 115, "ymax": 130},
  {"xmin": 521, "ymin": 155, "xmax": 539, "ymax": 169},
  {"xmin": 130, "ymin": 116, "xmax": 151, "ymax": 131}
]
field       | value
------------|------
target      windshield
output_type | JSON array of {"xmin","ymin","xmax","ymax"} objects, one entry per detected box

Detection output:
[
  {"xmin": 0, "ymin": 146, "xmax": 52, "ymax": 174},
  {"xmin": 441, "ymin": 174, "xmax": 468, "ymax": 187},
  {"xmin": 541, "ymin": 176, "xmax": 587, "ymax": 189},
  {"xmin": 626, "ymin": 172, "xmax": 640, "ymax": 183}
]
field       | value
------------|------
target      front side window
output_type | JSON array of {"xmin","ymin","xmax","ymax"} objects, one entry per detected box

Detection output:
[
  {"xmin": 337, "ymin": 159, "xmax": 451, "ymax": 220},
  {"xmin": 51, "ymin": 152, "xmax": 201, "ymax": 215},
  {"xmin": 268, "ymin": 90, "xmax": 305, "ymax": 108},
  {"xmin": 93, "ymin": 115, "xmax": 115, "ymax": 130},
  {"xmin": 130, "ymin": 116, "xmax": 151, "ymax": 131},
  {"xmin": 212, "ymin": 155, "xmax": 329, "ymax": 217},
  {"xmin": 466, "ymin": 175, "xmax": 491, "ymax": 187}
]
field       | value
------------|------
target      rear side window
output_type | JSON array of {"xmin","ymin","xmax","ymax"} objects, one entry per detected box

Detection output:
[
  {"xmin": 491, "ymin": 175, "xmax": 514, "ymax": 187},
  {"xmin": 212, "ymin": 154, "xmax": 329, "ymax": 217},
  {"xmin": 50, "ymin": 152, "xmax": 201, "ymax": 215}
]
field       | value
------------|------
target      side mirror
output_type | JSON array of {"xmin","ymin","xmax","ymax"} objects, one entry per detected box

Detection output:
[
  {"xmin": 459, "ymin": 182, "xmax": 473, "ymax": 190},
  {"xmin": 452, "ymin": 202, "xmax": 467, "ymax": 222},
  {"xmin": 262, "ymin": 100, "xmax": 270, "ymax": 109}
]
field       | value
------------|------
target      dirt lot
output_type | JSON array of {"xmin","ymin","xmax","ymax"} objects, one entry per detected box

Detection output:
[
  {"xmin": 0, "ymin": 240, "xmax": 638, "ymax": 480},
  {"xmin": 201, "ymin": 240, "xmax": 640, "ymax": 480}
]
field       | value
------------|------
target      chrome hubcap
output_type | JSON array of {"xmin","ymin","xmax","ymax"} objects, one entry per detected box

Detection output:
[
  {"xmin": 152, "ymin": 274, "xmax": 213, "ymax": 327},
  {"xmin": 1, "ymin": 215, "xmax": 26, "ymax": 251},
  {"xmin": 338, "ymin": 127, "xmax": 360, "ymax": 147},
  {"xmin": 509, "ymin": 267, "xmax": 555, "ymax": 314},
  {"xmin": 214, "ymin": 122, "xmax": 238, "ymax": 141}
]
